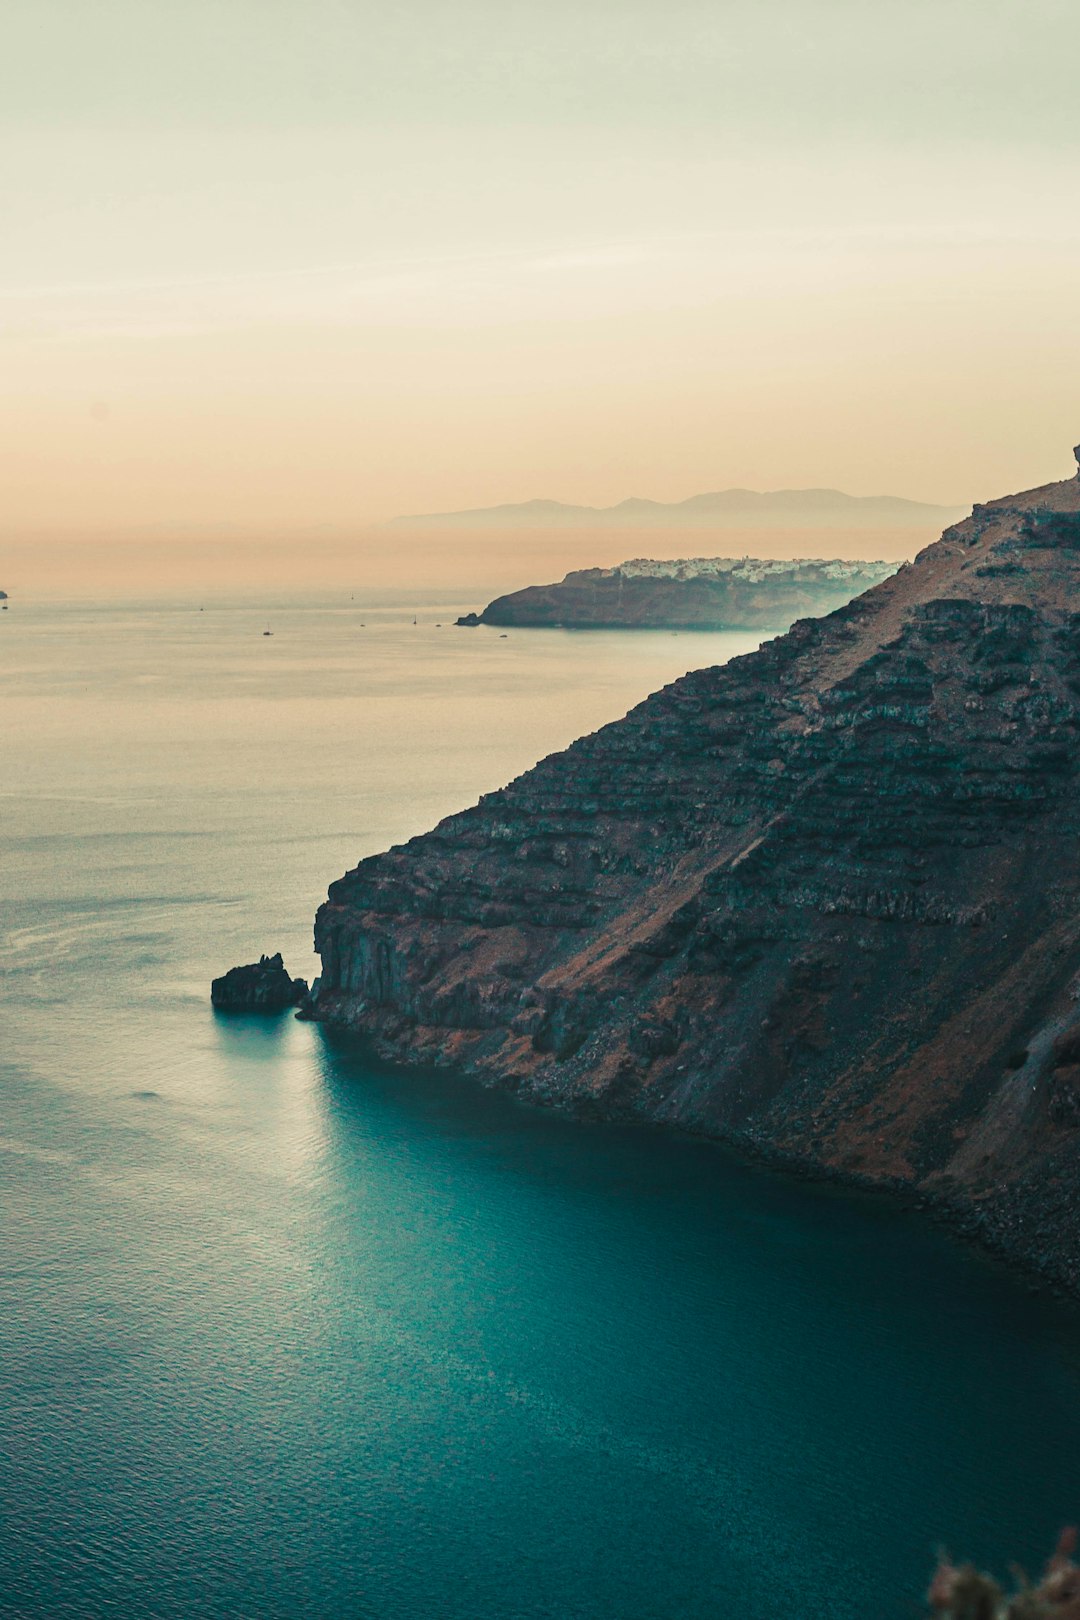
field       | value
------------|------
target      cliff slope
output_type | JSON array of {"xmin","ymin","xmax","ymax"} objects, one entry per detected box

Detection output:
[
  {"xmin": 315, "ymin": 451, "xmax": 1080, "ymax": 1290},
  {"xmin": 458, "ymin": 556, "xmax": 897, "ymax": 630}
]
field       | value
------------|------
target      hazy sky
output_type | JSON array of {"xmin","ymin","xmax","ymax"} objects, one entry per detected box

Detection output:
[{"xmin": 3, "ymin": 0, "xmax": 1079, "ymax": 533}]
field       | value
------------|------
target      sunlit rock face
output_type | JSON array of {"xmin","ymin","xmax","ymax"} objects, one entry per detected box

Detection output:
[
  {"xmin": 456, "ymin": 555, "xmax": 899, "ymax": 629},
  {"xmin": 316, "ymin": 451, "xmax": 1080, "ymax": 1292}
]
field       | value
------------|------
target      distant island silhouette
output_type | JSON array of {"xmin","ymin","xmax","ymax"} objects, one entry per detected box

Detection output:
[
  {"xmin": 391, "ymin": 487, "xmax": 966, "ymax": 531},
  {"xmin": 456, "ymin": 554, "xmax": 899, "ymax": 630}
]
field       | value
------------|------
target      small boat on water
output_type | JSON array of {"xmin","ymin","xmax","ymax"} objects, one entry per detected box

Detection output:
[{"xmin": 263, "ymin": 627, "xmax": 273, "ymax": 637}]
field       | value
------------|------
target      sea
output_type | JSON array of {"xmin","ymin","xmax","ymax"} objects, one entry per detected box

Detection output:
[{"xmin": 2, "ymin": 593, "xmax": 1079, "ymax": 1620}]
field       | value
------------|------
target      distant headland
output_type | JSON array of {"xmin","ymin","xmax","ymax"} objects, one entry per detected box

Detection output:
[{"xmin": 456, "ymin": 555, "xmax": 899, "ymax": 630}]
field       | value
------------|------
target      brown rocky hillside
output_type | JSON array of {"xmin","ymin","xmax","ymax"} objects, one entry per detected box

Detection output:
[{"xmin": 314, "ymin": 448, "xmax": 1080, "ymax": 1291}]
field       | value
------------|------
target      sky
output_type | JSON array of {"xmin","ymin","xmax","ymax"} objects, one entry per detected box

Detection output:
[{"xmin": 2, "ymin": 0, "xmax": 1079, "ymax": 549}]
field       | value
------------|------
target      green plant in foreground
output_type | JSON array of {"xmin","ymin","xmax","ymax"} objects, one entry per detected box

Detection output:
[{"xmin": 929, "ymin": 1531, "xmax": 1080, "ymax": 1618}]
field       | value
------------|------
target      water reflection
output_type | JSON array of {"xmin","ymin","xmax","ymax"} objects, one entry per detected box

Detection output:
[
  {"xmin": 307, "ymin": 1024, "xmax": 1080, "ymax": 1617},
  {"xmin": 3, "ymin": 596, "xmax": 1079, "ymax": 1620}
]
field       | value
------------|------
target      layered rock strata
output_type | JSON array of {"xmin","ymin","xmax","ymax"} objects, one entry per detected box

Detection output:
[
  {"xmin": 315, "ymin": 452, "xmax": 1080, "ymax": 1291},
  {"xmin": 457, "ymin": 556, "xmax": 897, "ymax": 630}
]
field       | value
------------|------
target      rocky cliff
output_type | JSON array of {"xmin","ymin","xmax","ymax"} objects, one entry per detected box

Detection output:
[
  {"xmin": 314, "ymin": 450, "xmax": 1080, "ymax": 1291},
  {"xmin": 457, "ymin": 556, "xmax": 898, "ymax": 630}
]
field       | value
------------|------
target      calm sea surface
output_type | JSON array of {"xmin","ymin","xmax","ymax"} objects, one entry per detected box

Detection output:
[{"xmin": 2, "ymin": 595, "xmax": 1079, "ymax": 1620}]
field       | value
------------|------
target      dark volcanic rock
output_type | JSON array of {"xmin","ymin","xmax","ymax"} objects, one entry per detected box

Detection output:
[
  {"xmin": 456, "ymin": 557, "xmax": 898, "ymax": 631},
  {"xmin": 315, "ymin": 449, "xmax": 1080, "ymax": 1294},
  {"xmin": 211, "ymin": 954, "xmax": 308, "ymax": 1012}
]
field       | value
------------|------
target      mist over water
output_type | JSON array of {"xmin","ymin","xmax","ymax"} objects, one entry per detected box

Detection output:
[
  {"xmin": 0, "ymin": 519, "xmax": 930, "ymax": 603},
  {"xmin": 3, "ymin": 596, "xmax": 1079, "ymax": 1619}
]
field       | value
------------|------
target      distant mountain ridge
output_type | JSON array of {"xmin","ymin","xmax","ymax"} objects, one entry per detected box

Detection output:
[{"xmin": 392, "ymin": 488, "xmax": 967, "ymax": 531}]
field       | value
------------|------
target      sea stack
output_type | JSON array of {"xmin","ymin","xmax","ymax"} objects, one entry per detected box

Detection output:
[
  {"xmin": 312, "ymin": 447, "xmax": 1080, "ymax": 1292},
  {"xmin": 211, "ymin": 954, "xmax": 308, "ymax": 1012}
]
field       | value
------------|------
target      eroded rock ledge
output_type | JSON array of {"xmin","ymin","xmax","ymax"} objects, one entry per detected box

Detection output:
[{"xmin": 314, "ymin": 448, "xmax": 1080, "ymax": 1293}]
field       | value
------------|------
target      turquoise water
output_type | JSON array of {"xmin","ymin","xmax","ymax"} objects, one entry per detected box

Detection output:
[{"xmin": 2, "ymin": 597, "xmax": 1079, "ymax": 1619}]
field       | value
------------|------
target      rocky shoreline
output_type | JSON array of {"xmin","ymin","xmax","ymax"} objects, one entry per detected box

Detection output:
[
  {"xmin": 318, "ymin": 1018, "xmax": 1080, "ymax": 1299},
  {"xmin": 308, "ymin": 445, "xmax": 1080, "ymax": 1297}
]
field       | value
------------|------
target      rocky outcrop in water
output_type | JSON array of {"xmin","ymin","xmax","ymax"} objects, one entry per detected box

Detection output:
[
  {"xmin": 314, "ymin": 447, "xmax": 1080, "ymax": 1293},
  {"xmin": 211, "ymin": 954, "xmax": 308, "ymax": 1012},
  {"xmin": 457, "ymin": 556, "xmax": 898, "ymax": 630}
]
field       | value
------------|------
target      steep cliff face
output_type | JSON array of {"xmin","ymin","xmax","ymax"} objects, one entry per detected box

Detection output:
[
  {"xmin": 315, "ymin": 454, "xmax": 1080, "ymax": 1289},
  {"xmin": 458, "ymin": 556, "xmax": 897, "ymax": 630}
]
